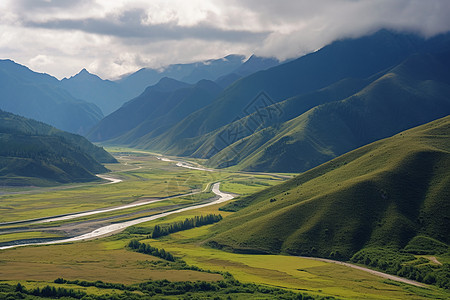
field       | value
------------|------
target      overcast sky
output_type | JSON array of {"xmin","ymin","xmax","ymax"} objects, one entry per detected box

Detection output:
[{"xmin": 1, "ymin": 0, "xmax": 449, "ymax": 80}]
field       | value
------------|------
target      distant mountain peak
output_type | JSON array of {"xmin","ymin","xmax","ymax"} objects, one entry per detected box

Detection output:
[
  {"xmin": 79, "ymin": 68, "xmax": 90, "ymax": 74},
  {"xmin": 75, "ymin": 68, "xmax": 94, "ymax": 78},
  {"xmin": 64, "ymin": 67, "xmax": 103, "ymax": 82}
]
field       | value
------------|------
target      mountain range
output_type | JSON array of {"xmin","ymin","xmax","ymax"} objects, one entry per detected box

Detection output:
[
  {"xmin": 0, "ymin": 60, "xmax": 103, "ymax": 135},
  {"xmin": 59, "ymin": 54, "xmax": 280, "ymax": 116},
  {"xmin": 88, "ymin": 30, "xmax": 450, "ymax": 173},
  {"xmin": 2, "ymin": 29, "xmax": 450, "ymax": 183},
  {"xmin": 88, "ymin": 78, "xmax": 223, "ymax": 144},
  {"xmin": 0, "ymin": 54, "xmax": 279, "ymax": 133},
  {"xmin": 114, "ymin": 54, "xmax": 279, "ymax": 99}
]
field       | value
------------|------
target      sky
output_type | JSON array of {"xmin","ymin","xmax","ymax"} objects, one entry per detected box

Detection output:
[{"xmin": 1, "ymin": 0, "xmax": 449, "ymax": 80}]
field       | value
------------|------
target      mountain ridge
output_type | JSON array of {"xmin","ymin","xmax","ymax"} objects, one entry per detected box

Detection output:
[
  {"xmin": 0, "ymin": 109, "xmax": 116, "ymax": 186},
  {"xmin": 0, "ymin": 60, "xmax": 103, "ymax": 135},
  {"xmin": 89, "ymin": 30, "xmax": 450, "ymax": 175},
  {"xmin": 209, "ymin": 50, "xmax": 450, "ymax": 172}
]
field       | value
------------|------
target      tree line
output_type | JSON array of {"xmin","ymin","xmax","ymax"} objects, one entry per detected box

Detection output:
[
  {"xmin": 3, "ymin": 278, "xmax": 335, "ymax": 299},
  {"xmin": 128, "ymin": 239, "xmax": 175, "ymax": 261},
  {"xmin": 151, "ymin": 214, "xmax": 222, "ymax": 238},
  {"xmin": 14, "ymin": 282, "xmax": 87, "ymax": 299}
]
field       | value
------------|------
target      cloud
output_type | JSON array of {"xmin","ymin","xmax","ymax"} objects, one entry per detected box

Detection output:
[
  {"xmin": 1, "ymin": 0, "xmax": 449, "ymax": 79},
  {"xmin": 12, "ymin": 0, "xmax": 92, "ymax": 10},
  {"xmin": 23, "ymin": 10, "xmax": 269, "ymax": 43},
  {"xmin": 231, "ymin": 0, "xmax": 450, "ymax": 59}
]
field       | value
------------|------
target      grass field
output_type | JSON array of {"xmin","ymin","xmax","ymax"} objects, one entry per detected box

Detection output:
[
  {"xmin": 2, "ymin": 210, "xmax": 448, "ymax": 299},
  {"xmin": 0, "ymin": 231, "xmax": 63, "ymax": 243},
  {"xmin": 0, "ymin": 240, "xmax": 223, "ymax": 284},
  {"xmin": 0, "ymin": 149, "xmax": 284, "ymax": 223}
]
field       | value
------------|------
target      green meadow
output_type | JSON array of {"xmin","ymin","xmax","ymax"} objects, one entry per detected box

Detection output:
[
  {"xmin": 0, "ymin": 149, "xmax": 448, "ymax": 299},
  {"xmin": 0, "ymin": 150, "xmax": 284, "ymax": 223}
]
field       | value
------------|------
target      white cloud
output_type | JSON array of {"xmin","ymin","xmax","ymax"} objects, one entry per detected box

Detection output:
[
  {"xmin": 235, "ymin": 0, "xmax": 450, "ymax": 59},
  {"xmin": 1, "ymin": 0, "xmax": 449, "ymax": 79}
]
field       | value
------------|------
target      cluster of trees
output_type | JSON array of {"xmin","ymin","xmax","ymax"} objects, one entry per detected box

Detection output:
[
  {"xmin": 351, "ymin": 248, "xmax": 450, "ymax": 289},
  {"xmin": 136, "ymin": 279, "xmax": 330, "ymax": 299},
  {"xmin": 128, "ymin": 239, "xmax": 175, "ymax": 261},
  {"xmin": 14, "ymin": 282, "xmax": 87, "ymax": 299},
  {"xmin": 151, "ymin": 214, "xmax": 223, "ymax": 238},
  {"xmin": 51, "ymin": 278, "xmax": 332, "ymax": 299},
  {"xmin": 54, "ymin": 278, "xmax": 130, "ymax": 290},
  {"xmin": 0, "ymin": 278, "xmax": 336, "ymax": 300}
]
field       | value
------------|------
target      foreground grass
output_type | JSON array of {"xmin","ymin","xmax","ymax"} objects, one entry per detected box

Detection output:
[
  {"xmin": 133, "ymin": 216, "xmax": 449, "ymax": 299},
  {"xmin": 0, "ymin": 239, "xmax": 222, "ymax": 284},
  {"xmin": 2, "ymin": 199, "xmax": 447, "ymax": 299}
]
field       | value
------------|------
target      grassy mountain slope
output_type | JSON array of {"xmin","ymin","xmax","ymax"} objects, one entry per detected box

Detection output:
[
  {"xmin": 142, "ymin": 30, "xmax": 424, "ymax": 154},
  {"xmin": 0, "ymin": 60, "xmax": 103, "ymax": 135},
  {"xmin": 129, "ymin": 80, "xmax": 223, "ymax": 148},
  {"xmin": 0, "ymin": 110, "xmax": 115, "ymax": 186},
  {"xmin": 210, "ymin": 51, "xmax": 450, "ymax": 172},
  {"xmin": 199, "ymin": 75, "xmax": 382, "ymax": 164},
  {"xmin": 88, "ymin": 78, "xmax": 222, "ymax": 145},
  {"xmin": 208, "ymin": 115, "xmax": 450, "ymax": 261},
  {"xmin": 87, "ymin": 78, "xmax": 190, "ymax": 142}
]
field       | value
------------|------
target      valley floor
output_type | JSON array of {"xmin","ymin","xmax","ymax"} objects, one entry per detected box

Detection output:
[{"xmin": 0, "ymin": 149, "xmax": 448, "ymax": 299}]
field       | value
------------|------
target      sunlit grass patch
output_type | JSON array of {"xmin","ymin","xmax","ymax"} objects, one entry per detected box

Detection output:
[
  {"xmin": 0, "ymin": 240, "xmax": 223, "ymax": 284},
  {"xmin": 0, "ymin": 231, "xmax": 63, "ymax": 243}
]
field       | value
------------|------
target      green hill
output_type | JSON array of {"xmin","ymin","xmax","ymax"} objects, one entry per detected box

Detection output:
[
  {"xmin": 199, "ymin": 75, "xmax": 382, "ymax": 166},
  {"xmin": 0, "ymin": 110, "xmax": 116, "ymax": 186},
  {"xmin": 208, "ymin": 51, "xmax": 450, "ymax": 172},
  {"xmin": 208, "ymin": 115, "xmax": 450, "ymax": 261}
]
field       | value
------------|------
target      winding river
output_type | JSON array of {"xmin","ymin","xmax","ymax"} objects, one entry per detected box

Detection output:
[{"xmin": 0, "ymin": 182, "xmax": 234, "ymax": 250}]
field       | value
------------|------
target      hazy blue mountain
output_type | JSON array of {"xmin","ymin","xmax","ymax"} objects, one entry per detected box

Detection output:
[
  {"xmin": 215, "ymin": 55, "xmax": 280, "ymax": 87},
  {"xmin": 87, "ymin": 78, "xmax": 222, "ymax": 145},
  {"xmin": 214, "ymin": 73, "xmax": 243, "ymax": 89},
  {"xmin": 0, "ymin": 109, "xmax": 116, "ymax": 186},
  {"xmin": 0, "ymin": 59, "xmax": 58, "ymax": 86},
  {"xmin": 115, "ymin": 55, "xmax": 245, "ymax": 99},
  {"xmin": 58, "ymin": 55, "xmax": 279, "ymax": 116},
  {"xmin": 233, "ymin": 55, "xmax": 280, "ymax": 77},
  {"xmin": 61, "ymin": 69, "xmax": 127, "ymax": 115},
  {"xmin": 0, "ymin": 60, "xmax": 103, "ymax": 135}
]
